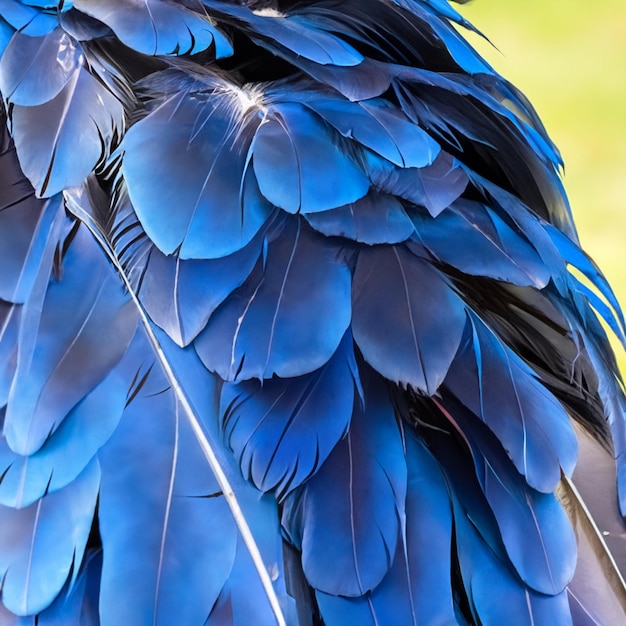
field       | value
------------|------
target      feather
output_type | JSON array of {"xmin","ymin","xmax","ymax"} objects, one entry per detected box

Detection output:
[
  {"xmin": 304, "ymin": 95, "xmax": 440, "ymax": 168},
  {"xmin": 0, "ymin": 460, "xmax": 99, "ymax": 616},
  {"xmin": 219, "ymin": 331, "xmax": 358, "ymax": 496},
  {"xmin": 352, "ymin": 244, "xmax": 467, "ymax": 393},
  {"xmin": 304, "ymin": 190, "xmax": 415, "ymax": 244},
  {"xmin": 444, "ymin": 314, "xmax": 578, "ymax": 493},
  {"xmin": 73, "ymin": 0, "xmax": 233, "ymax": 58},
  {"xmin": 4, "ymin": 223, "xmax": 137, "ymax": 456},
  {"xmin": 281, "ymin": 365, "xmax": 406, "ymax": 598},
  {"xmin": 138, "ymin": 230, "xmax": 264, "ymax": 346},
  {"xmin": 0, "ymin": 1, "xmax": 56, "ymax": 37},
  {"xmin": 412, "ymin": 198, "xmax": 550, "ymax": 288},
  {"xmin": 7, "ymin": 61, "xmax": 123, "ymax": 198},
  {"xmin": 121, "ymin": 82, "xmax": 272, "ymax": 260},
  {"xmin": 252, "ymin": 101, "xmax": 370, "ymax": 214},
  {"xmin": 0, "ymin": 124, "xmax": 60, "ymax": 304},
  {"xmin": 195, "ymin": 217, "xmax": 351, "ymax": 380},
  {"xmin": 0, "ymin": 1, "xmax": 625, "ymax": 623},
  {"xmin": 0, "ymin": 28, "xmax": 82, "ymax": 107},
  {"xmin": 203, "ymin": 1, "xmax": 363, "ymax": 67}
]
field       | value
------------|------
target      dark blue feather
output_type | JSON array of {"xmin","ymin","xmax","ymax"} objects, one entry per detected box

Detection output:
[
  {"xmin": 304, "ymin": 190, "xmax": 414, "ymax": 244},
  {"xmin": 281, "ymin": 366, "xmax": 406, "ymax": 597},
  {"xmin": 366, "ymin": 150, "xmax": 469, "ymax": 217},
  {"xmin": 196, "ymin": 218, "xmax": 351, "ymax": 380},
  {"xmin": 448, "ymin": 398, "xmax": 577, "ymax": 594},
  {"xmin": 352, "ymin": 244, "xmax": 467, "ymax": 393},
  {"xmin": 412, "ymin": 198, "xmax": 550, "ymax": 287},
  {"xmin": 219, "ymin": 331, "xmax": 358, "ymax": 496},
  {"xmin": 97, "ymin": 333, "xmax": 238, "ymax": 625},
  {"xmin": 445, "ymin": 315, "xmax": 578, "ymax": 493},
  {"xmin": 203, "ymin": 1, "xmax": 363, "ymax": 67},
  {"xmin": 453, "ymin": 497, "xmax": 573, "ymax": 626},
  {"xmin": 73, "ymin": 0, "xmax": 232, "ymax": 57}
]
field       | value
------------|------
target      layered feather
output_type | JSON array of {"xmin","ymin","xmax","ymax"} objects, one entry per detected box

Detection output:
[{"xmin": 0, "ymin": 0, "xmax": 624, "ymax": 624}]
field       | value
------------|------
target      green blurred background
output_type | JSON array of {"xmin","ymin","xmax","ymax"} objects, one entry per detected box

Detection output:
[{"xmin": 457, "ymin": 0, "xmax": 626, "ymax": 373}]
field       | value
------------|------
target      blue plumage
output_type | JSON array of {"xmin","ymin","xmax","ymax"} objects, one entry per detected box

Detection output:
[{"xmin": 0, "ymin": 0, "xmax": 625, "ymax": 624}]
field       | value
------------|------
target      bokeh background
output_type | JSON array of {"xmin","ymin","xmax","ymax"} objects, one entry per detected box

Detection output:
[{"xmin": 457, "ymin": 0, "xmax": 626, "ymax": 373}]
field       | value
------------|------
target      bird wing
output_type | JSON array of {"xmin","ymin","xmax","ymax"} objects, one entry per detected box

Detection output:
[{"xmin": 0, "ymin": 1, "xmax": 624, "ymax": 624}]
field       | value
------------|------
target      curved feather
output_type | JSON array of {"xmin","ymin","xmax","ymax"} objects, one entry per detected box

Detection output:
[
  {"xmin": 0, "ymin": 28, "xmax": 81, "ymax": 107},
  {"xmin": 0, "ymin": 1, "xmax": 57, "ymax": 37},
  {"xmin": 121, "ymin": 84, "xmax": 272, "ymax": 260},
  {"xmin": 445, "ymin": 314, "xmax": 578, "ymax": 493},
  {"xmin": 0, "ymin": 352, "xmax": 128, "ymax": 508},
  {"xmin": 304, "ymin": 95, "xmax": 441, "ymax": 168},
  {"xmin": 139, "ymin": 231, "xmax": 264, "ymax": 346},
  {"xmin": 412, "ymin": 198, "xmax": 550, "ymax": 287},
  {"xmin": 352, "ymin": 244, "xmax": 467, "ymax": 393},
  {"xmin": 219, "ymin": 331, "xmax": 358, "ymax": 496},
  {"xmin": 5, "ymin": 224, "xmax": 137, "ymax": 456},
  {"xmin": 252, "ymin": 101, "xmax": 370, "ymax": 214},
  {"xmin": 0, "ymin": 459, "xmax": 99, "ymax": 616},
  {"xmin": 304, "ymin": 190, "xmax": 414, "ymax": 244},
  {"xmin": 282, "ymin": 366, "xmax": 406, "ymax": 597},
  {"xmin": 447, "ymin": 398, "xmax": 577, "ymax": 595},
  {"xmin": 73, "ymin": 0, "xmax": 232, "ymax": 57},
  {"xmin": 0, "ymin": 125, "xmax": 60, "ymax": 304},
  {"xmin": 196, "ymin": 217, "xmax": 352, "ymax": 380},
  {"xmin": 8, "ymin": 62, "xmax": 123, "ymax": 198},
  {"xmin": 202, "ymin": 1, "xmax": 363, "ymax": 67},
  {"xmin": 316, "ymin": 432, "xmax": 457, "ymax": 625}
]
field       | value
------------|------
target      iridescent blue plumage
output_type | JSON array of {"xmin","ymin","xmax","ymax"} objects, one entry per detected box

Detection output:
[{"xmin": 0, "ymin": 0, "xmax": 624, "ymax": 624}]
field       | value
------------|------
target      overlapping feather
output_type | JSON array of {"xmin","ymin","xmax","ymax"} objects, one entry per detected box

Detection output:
[{"xmin": 0, "ymin": 0, "xmax": 624, "ymax": 624}]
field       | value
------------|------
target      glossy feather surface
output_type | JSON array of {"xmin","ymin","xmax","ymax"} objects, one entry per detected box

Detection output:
[{"xmin": 0, "ymin": 0, "xmax": 624, "ymax": 624}]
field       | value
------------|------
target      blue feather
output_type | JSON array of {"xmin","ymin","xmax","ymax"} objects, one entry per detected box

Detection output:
[
  {"xmin": 203, "ymin": 1, "xmax": 363, "ymax": 67},
  {"xmin": 219, "ymin": 331, "xmax": 358, "ymax": 496},
  {"xmin": 0, "ymin": 0, "xmax": 625, "ymax": 622},
  {"xmin": 97, "ymin": 332, "xmax": 238, "ymax": 625},
  {"xmin": 4, "ymin": 224, "xmax": 136, "ymax": 456},
  {"xmin": 412, "ymin": 198, "xmax": 550, "ymax": 287},
  {"xmin": 121, "ymin": 81, "xmax": 272, "ymax": 259},
  {"xmin": 196, "ymin": 217, "xmax": 352, "ymax": 380},
  {"xmin": 304, "ymin": 95, "xmax": 441, "ymax": 168},
  {"xmin": 352, "ymin": 244, "xmax": 467, "ymax": 393},
  {"xmin": 304, "ymin": 190, "xmax": 414, "ymax": 244},
  {"xmin": 252, "ymin": 101, "xmax": 370, "ymax": 214},
  {"xmin": 0, "ymin": 1, "xmax": 56, "ymax": 37},
  {"xmin": 0, "ymin": 28, "xmax": 82, "ymax": 107},
  {"xmin": 366, "ymin": 150, "xmax": 469, "ymax": 217},
  {"xmin": 73, "ymin": 0, "xmax": 232, "ymax": 57},
  {"xmin": 0, "ymin": 459, "xmax": 99, "ymax": 616},
  {"xmin": 445, "ymin": 314, "xmax": 578, "ymax": 493},
  {"xmin": 282, "ymin": 366, "xmax": 406, "ymax": 597},
  {"xmin": 0, "ymin": 364, "xmax": 126, "ymax": 508},
  {"xmin": 7, "ymin": 64, "xmax": 123, "ymax": 198},
  {"xmin": 138, "ymin": 226, "xmax": 265, "ymax": 346}
]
